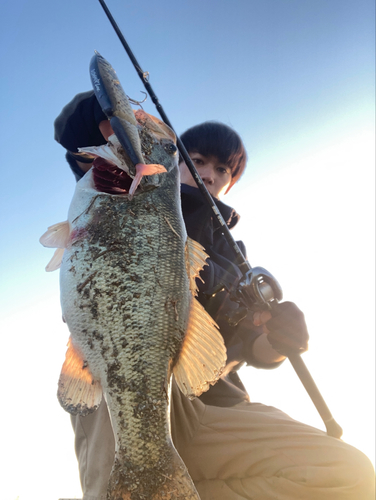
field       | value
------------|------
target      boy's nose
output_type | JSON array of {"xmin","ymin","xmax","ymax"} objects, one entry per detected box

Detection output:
[
  {"xmin": 200, "ymin": 166, "xmax": 215, "ymax": 184},
  {"xmin": 202, "ymin": 175, "xmax": 214, "ymax": 185}
]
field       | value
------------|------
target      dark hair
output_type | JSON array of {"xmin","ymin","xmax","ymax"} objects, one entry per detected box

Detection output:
[{"xmin": 179, "ymin": 121, "xmax": 247, "ymax": 190}]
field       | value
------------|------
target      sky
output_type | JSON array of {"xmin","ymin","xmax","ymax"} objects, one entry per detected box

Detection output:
[{"xmin": 0, "ymin": 1, "xmax": 375, "ymax": 499}]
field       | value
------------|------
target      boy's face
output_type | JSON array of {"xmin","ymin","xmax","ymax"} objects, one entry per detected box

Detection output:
[{"xmin": 179, "ymin": 152, "xmax": 232, "ymax": 199}]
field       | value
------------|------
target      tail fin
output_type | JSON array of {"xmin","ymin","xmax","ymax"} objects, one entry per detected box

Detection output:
[{"xmin": 107, "ymin": 444, "xmax": 200, "ymax": 500}]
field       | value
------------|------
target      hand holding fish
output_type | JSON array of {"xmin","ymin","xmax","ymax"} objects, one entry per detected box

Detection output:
[{"xmin": 99, "ymin": 119, "xmax": 115, "ymax": 141}]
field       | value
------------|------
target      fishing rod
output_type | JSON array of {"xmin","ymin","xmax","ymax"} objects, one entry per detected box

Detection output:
[{"xmin": 97, "ymin": 0, "xmax": 343, "ymax": 439}]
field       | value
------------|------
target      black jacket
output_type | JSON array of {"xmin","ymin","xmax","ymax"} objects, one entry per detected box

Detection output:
[
  {"xmin": 54, "ymin": 91, "xmax": 282, "ymax": 407},
  {"xmin": 180, "ymin": 184, "xmax": 283, "ymax": 406}
]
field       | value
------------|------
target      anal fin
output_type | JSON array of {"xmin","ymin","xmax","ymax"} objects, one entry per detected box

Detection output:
[{"xmin": 57, "ymin": 337, "xmax": 102, "ymax": 416}]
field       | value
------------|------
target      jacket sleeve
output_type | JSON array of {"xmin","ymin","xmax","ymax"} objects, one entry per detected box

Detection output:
[{"xmin": 54, "ymin": 91, "xmax": 107, "ymax": 153}]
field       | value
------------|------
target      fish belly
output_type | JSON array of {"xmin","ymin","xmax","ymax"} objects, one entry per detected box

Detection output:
[{"xmin": 60, "ymin": 193, "xmax": 200, "ymax": 499}]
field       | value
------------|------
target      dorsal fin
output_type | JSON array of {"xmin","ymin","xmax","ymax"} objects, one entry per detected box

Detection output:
[
  {"xmin": 57, "ymin": 337, "xmax": 102, "ymax": 416},
  {"xmin": 184, "ymin": 237, "xmax": 208, "ymax": 296},
  {"xmin": 173, "ymin": 238, "xmax": 227, "ymax": 399},
  {"xmin": 173, "ymin": 298, "xmax": 226, "ymax": 399}
]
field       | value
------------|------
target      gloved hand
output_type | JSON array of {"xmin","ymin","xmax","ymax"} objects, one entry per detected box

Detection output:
[{"xmin": 253, "ymin": 301, "xmax": 309, "ymax": 356}]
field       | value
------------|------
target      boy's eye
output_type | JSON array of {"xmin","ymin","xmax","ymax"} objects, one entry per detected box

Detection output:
[{"xmin": 217, "ymin": 167, "xmax": 229, "ymax": 174}]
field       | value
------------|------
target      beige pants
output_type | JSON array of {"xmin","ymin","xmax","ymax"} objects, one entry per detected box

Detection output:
[{"xmin": 71, "ymin": 380, "xmax": 375, "ymax": 500}]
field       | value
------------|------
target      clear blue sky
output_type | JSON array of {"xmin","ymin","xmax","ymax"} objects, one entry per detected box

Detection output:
[{"xmin": 0, "ymin": 1, "xmax": 374, "ymax": 499}]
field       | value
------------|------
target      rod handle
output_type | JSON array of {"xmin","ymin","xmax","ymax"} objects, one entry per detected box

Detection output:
[{"xmin": 288, "ymin": 353, "xmax": 343, "ymax": 438}]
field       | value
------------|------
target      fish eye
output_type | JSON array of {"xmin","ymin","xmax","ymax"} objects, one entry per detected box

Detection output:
[{"xmin": 164, "ymin": 143, "xmax": 177, "ymax": 155}]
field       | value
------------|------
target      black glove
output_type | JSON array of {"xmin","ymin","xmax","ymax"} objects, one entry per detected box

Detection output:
[{"xmin": 265, "ymin": 301, "xmax": 309, "ymax": 356}]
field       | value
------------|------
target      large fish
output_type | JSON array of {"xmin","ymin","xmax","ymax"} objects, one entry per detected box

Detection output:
[{"xmin": 40, "ymin": 53, "xmax": 226, "ymax": 500}]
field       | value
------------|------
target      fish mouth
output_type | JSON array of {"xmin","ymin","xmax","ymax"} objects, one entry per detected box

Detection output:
[
  {"xmin": 92, "ymin": 157, "xmax": 167, "ymax": 196},
  {"xmin": 92, "ymin": 157, "xmax": 134, "ymax": 195},
  {"xmin": 80, "ymin": 134, "xmax": 167, "ymax": 197}
]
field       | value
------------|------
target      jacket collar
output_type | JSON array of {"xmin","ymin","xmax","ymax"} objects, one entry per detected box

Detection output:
[{"xmin": 180, "ymin": 184, "xmax": 240, "ymax": 229}]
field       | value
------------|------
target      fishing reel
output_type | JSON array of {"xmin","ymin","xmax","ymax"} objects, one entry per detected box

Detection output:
[
  {"xmin": 204, "ymin": 267, "xmax": 283, "ymax": 327},
  {"xmin": 228, "ymin": 267, "xmax": 283, "ymax": 326}
]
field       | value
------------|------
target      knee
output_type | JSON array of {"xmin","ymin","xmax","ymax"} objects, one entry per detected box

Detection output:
[{"xmin": 341, "ymin": 446, "xmax": 375, "ymax": 499}]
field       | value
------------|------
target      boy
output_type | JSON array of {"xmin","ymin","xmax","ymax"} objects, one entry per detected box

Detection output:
[{"xmin": 54, "ymin": 91, "xmax": 375, "ymax": 499}]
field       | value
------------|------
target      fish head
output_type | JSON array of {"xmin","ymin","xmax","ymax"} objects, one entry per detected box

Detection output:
[
  {"xmin": 133, "ymin": 109, "xmax": 179, "ymax": 191},
  {"xmin": 79, "ymin": 109, "xmax": 179, "ymax": 198}
]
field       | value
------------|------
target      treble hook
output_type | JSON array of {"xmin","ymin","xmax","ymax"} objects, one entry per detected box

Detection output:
[{"xmin": 127, "ymin": 91, "xmax": 148, "ymax": 109}]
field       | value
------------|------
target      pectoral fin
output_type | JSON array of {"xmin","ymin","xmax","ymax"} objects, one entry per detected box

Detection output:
[
  {"xmin": 57, "ymin": 337, "xmax": 102, "ymax": 416},
  {"xmin": 173, "ymin": 238, "xmax": 227, "ymax": 399},
  {"xmin": 40, "ymin": 221, "xmax": 70, "ymax": 272},
  {"xmin": 39, "ymin": 221, "xmax": 70, "ymax": 248}
]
